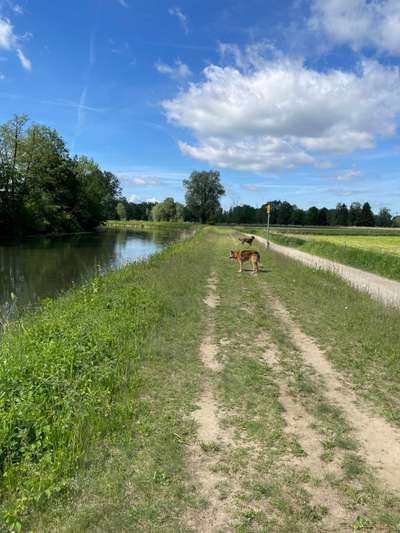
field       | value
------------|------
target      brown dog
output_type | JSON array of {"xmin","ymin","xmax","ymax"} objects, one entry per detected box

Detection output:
[
  {"xmin": 238, "ymin": 235, "xmax": 255, "ymax": 246},
  {"xmin": 229, "ymin": 250, "xmax": 260, "ymax": 273}
]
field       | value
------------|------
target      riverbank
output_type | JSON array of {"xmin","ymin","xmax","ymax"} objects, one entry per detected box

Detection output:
[
  {"xmin": 0, "ymin": 228, "xmax": 210, "ymax": 531},
  {"xmin": 104, "ymin": 220, "xmax": 194, "ymax": 230},
  {"xmin": 2, "ymin": 227, "xmax": 400, "ymax": 531}
]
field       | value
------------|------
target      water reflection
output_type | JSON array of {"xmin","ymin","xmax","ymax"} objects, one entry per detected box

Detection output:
[{"xmin": 0, "ymin": 228, "xmax": 185, "ymax": 316}]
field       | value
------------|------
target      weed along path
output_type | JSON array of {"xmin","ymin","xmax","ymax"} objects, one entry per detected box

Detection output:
[{"xmin": 252, "ymin": 234, "xmax": 400, "ymax": 308}]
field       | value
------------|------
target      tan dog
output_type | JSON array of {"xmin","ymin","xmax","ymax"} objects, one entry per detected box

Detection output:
[
  {"xmin": 229, "ymin": 250, "xmax": 260, "ymax": 274},
  {"xmin": 238, "ymin": 235, "xmax": 255, "ymax": 246}
]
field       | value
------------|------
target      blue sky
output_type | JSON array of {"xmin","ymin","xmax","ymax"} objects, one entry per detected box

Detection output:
[{"xmin": 1, "ymin": 0, "xmax": 400, "ymax": 213}]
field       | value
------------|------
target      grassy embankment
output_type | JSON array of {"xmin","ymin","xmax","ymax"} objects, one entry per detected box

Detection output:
[
  {"xmin": 243, "ymin": 226, "xmax": 400, "ymax": 282},
  {"xmin": 104, "ymin": 220, "xmax": 194, "ymax": 231},
  {"xmin": 0, "ymin": 228, "xmax": 211, "ymax": 531},
  {"xmin": 2, "ymin": 225, "xmax": 400, "ymax": 531}
]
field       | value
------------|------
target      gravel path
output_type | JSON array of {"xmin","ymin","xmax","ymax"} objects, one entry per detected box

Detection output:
[{"xmin": 253, "ymin": 235, "xmax": 400, "ymax": 308}]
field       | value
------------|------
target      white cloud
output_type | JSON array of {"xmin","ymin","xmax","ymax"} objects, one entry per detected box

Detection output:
[
  {"xmin": 336, "ymin": 169, "xmax": 361, "ymax": 181},
  {"xmin": 117, "ymin": 0, "xmax": 129, "ymax": 7},
  {"xmin": 16, "ymin": 46, "xmax": 30, "ymax": 70},
  {"xmin": 163, "ymin": 55, "xmax": 400, "ymax": 172},
  {"xmin": 146, "ymin": 197, "xmax": 159, "ymax": 203},
  {"xmin": 0, "ymin": 72, "xmax": 5, "ymax": 80},
  {"xmin": 0, "ymin": 18, "xmax": 14, "ymax": 49},
  {"xmin": 131, "ymin": 176, "xmax": 160, "ymax": 186},
  {"xmin": 325, "ymin": 188, "xmax": 358, "ymax": 197},
  {"xmin": 129, "ymin": 194, "xmax": 140, "ymax": 202},
  {"xmin": 168, "ymin": 6, "xmax": 189, "ymax": 34},
  {"xmin": 310, "ymin": 0, "xmax": 400, "ymax": 55},
  {"xmin": 13, "ymin": 4, "xmax": 24, "ymax": 15},
  {"xmin": 155, "ymin": 59, "xmax": 191, "ymax": 79},
  {"xmin": 0, "ymin": 18, "xmax": 31, "ymax": 70},
  {"xmin": 241, "ymin": 184, "xmax": 268, "ymax": 192}
]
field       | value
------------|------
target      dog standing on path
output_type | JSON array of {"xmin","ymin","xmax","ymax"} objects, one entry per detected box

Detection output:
[
  {"xmin": 238, "ymin": 235, "xmax": 255, "ymax": 246},
  {"xmin": 229, "ymin": 250, "xmax": 260, "ymax": 274}
]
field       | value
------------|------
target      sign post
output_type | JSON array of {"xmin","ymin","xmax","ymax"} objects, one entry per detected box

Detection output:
[{"xmin": 266, "ymin": 204, "xmax": 271, "ymax": 248}]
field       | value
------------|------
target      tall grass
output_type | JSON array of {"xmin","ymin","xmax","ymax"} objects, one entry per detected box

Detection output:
[{"xmin": 0, "ymin": 229, "xmax": 209, "ymax": 530}]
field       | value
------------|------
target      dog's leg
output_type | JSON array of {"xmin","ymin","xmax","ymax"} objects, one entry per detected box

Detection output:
[{"xmin": 238, "ymin": 259, "xmax": 243, "ymax": 273}]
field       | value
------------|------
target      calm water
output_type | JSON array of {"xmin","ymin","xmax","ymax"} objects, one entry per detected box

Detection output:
[{"xmin": 0, "ymin": 227, "xmax": 187, "ymax": 317}]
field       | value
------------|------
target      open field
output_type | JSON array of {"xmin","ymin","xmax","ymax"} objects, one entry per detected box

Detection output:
[
  {"xmin": 243, "ymin": 227, "xmax": 400, "ymax": 282},
  {"xmin": 272, "ymin": 226, "xmax": 400, "ymax": 237},
  {"xmin": 282, "ymin": 234, "xmax": 400, "ymax": 256},
  {"xmin": 2, "ymin": 227, "xmax": 400, "ymax": 531}
]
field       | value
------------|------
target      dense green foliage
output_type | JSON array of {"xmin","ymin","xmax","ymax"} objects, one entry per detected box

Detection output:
[
  {"xmin": 0, "ymin": 115, "xmax": 121, "ymax": 236},
  {"xmin": 183, "ymin": 170, "xmax": 225, "ymax": 223},
  {"xmin": 220, "ymin": 200, "xmax": 395, "ymax": 227},
  {"xmin": 151, "ymin": 197, "xmax": 184, "ymax": 222}
]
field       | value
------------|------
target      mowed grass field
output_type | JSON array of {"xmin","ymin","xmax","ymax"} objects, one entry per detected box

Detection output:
[{"xmin": 2, "ymin": 226, "xmax": 400, "ymax": 531}]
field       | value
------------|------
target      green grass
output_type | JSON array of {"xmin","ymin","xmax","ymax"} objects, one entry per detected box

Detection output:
[
  {"xmin": 289, "ymin": 233, "xmax": 400, "ymax": 256},
  {"xmin": 245, "ymin": 227, "xmax": 400, "ymax": 282},
  {"xmin": 0, "ymin": 228, "xmax": 213, "ymax": 531},
  {"xmin": 270, "ymin": 226, "xmax": 400, "ymax": 236},
  {"xmin": 104, "ymin": 220, "xmax": 194, "ymax": 230},
  {"xmin": 213, "ymin": 228, "xmax": 400, "ymax": 529},
  {"xmin": 3, "ymin": 226, "xmax": 400, "ymax": 531}
]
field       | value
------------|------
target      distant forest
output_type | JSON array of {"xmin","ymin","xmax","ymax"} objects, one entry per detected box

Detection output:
[{"xmin": 118, "ymin": 198, "xmax": 398, "ymax": 228}]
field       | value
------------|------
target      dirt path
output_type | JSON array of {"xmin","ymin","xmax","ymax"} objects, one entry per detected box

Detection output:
[
  {"xmin": 270, "ymin": 296, "xmax": 400, "ymax": 492},
  {"xmin": 253, "ymin": 235, "xmax": 400, "ymax": 308},
  {"xmin": 258, "ymin": 336, "xmax": 354, "ymax": 532},
  {"xmin": 187, "ymin": 273, "xmax": 236, "ymax": 532}
]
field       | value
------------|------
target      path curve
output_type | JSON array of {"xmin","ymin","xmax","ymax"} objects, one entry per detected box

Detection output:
[{"xmin": 252, "ymin": 235, "xmax": 400, "ymax": 308}]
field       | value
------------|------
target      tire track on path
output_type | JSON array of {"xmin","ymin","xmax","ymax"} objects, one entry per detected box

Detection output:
[
  {"xmin": 187, "ymin": 272, "xmax": 235, "ymax": 533},
  {"xmin": 269, "ymin": 295, "xmax": 400, "ymax": 492},
  {"xmin": 258, "ymin": 335, "xmax": 354, "ymax": 532}
]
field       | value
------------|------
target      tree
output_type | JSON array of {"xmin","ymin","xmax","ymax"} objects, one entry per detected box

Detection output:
[
  {"xmin": 276, "ymin": 201, "xmax": 294, "ymax": 225},
  {"xmin": 306, "ymin": 206, "xmax": 319, "ymax": 225},
  {"xmin": 0, "ymin": 114, "xmax": 122, "ymax": 235},
  {"xmin": 392, "ymin": 216, "xmax": 400, "ymax": 228},
  {"xmin": 183, "ymin": 170, "xmax": 225, "ymax": 224},
  {"xmin": 349, "ymin": 202, "xmax": 362, "ymax": 226},
  {"xmin": 291, "ymin": 208, "xmax": 306, "ymax": 225},
  {"xmin": 375, "ymin": 207, "xmax": 392, "ymax": 227},
  {"xmin": 360, "ymin": 202, "xmax": 375, "ymax": 227},
  {"xmin": 151, "ymin": 197, "xmax": 184, "ymax": 222},
  {"xmin": 0, "ymin": 114, "xmax": 29, "ymax": 230},
  {"xmin": 317, "ymin": 207, "xmax": 329, "ymax": 226},
  {"xmin": 334, "ymin": 203, "xmax": 349, "ymax": 226},
  {"xmin": 116, "ymin": 201, "xmax": 127, "ymax": 221}
]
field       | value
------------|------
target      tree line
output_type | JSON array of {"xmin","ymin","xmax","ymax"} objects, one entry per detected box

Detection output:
[
  {"xmin": 1, "ymin": 115, "xmax": 396, "ymax": 236},
  {"xmin": 117, "ymin": 173, "xmax": 397, "ymax": 227},
  {"xmin": 0, "ymin": 115, "xmax": 121, "ymax": 236}
]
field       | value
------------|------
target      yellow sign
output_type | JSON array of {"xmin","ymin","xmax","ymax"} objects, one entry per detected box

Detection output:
[{"xmin": 266, "ymin": 204, "xmax": 271, "ymax": 214}]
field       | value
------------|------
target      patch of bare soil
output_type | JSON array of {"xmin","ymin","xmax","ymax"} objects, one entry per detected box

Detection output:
[
  {"xmin": 187, "ymin": 273, "xmax": 236, "ymax": 532},
  {"xmin": 270, "ymin": 297, "xmax": 400, "ymax": 492},
  {"xmin": 258, "ymin": 336, "xmax": 354, "ymax": 532}
]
